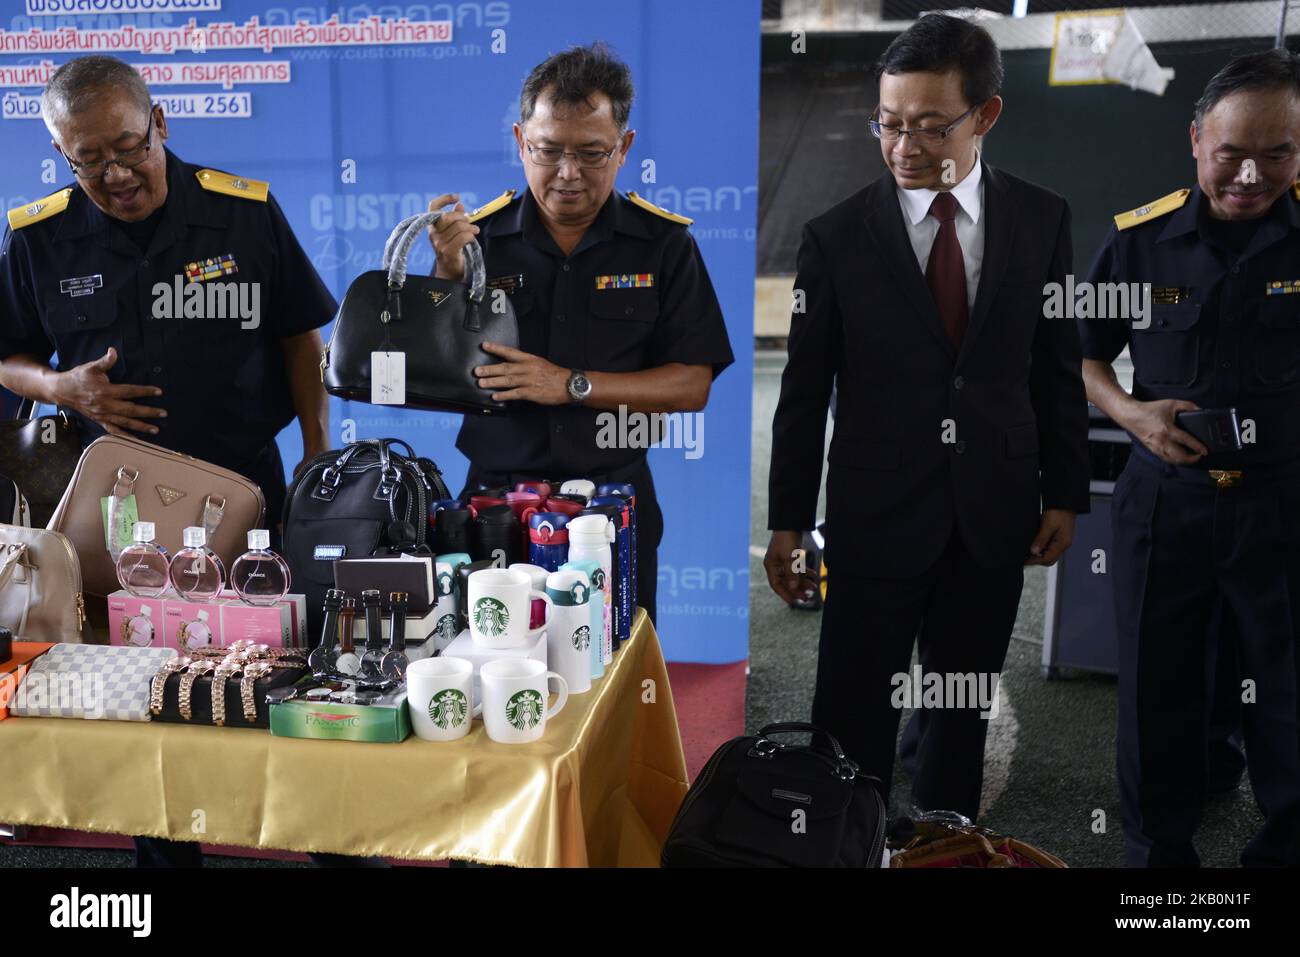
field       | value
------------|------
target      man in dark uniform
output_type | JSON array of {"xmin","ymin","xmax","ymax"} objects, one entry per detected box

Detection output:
[
  {"xmin": 0, "ymin": 56, "xmax": 332, "ymax": 540},
  {"xmin": 1080, "ymin": 49, "xmax": 1300, "ymax": 867},
  {"xmin": 0, "ymin": 55, "xmax": 353, "ymax": 867},
  {"xmin": 425, "ymin": 43, "xmax": 734, "ymax": 625}
]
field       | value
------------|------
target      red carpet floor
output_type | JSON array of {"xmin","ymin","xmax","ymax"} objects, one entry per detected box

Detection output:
[{"xmin": 9, "ymin": 660, "xmax": 747, "ymax": 863}]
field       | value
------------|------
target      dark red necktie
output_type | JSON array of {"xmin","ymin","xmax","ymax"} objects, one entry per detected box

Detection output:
[{"xmin": 926, "ymin": 191, "xmax": 969, "ymax": 346}]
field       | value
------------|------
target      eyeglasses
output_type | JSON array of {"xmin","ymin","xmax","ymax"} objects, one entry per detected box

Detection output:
[
  {"xmin": 869, "ymin": 104, "xmax": 980, "ymax": 144},
  {"xmin": 524, "ymin": 138, "xmax": 621, "ymax": 169},
  {"xmin": 64, "ymin": 110, "xmax": 156, "ymax": 181}
]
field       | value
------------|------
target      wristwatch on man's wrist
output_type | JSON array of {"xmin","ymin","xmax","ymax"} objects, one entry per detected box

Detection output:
[{"xmin": 566, "ymin": 369, "xmax": 592, "ymax": 404}]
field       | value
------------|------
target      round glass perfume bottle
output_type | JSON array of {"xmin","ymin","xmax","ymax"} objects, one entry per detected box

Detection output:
[
  {"xmin": 230, "ymin": 529, "xmax": 291, "ymax": 606},
  {"xmin": 115, "ymin": 521, "xmax": 172, "ymax": 598},
  {"xmin": 182, "ymin": 609, "xmax": 213, "ymax": 649},
  {"xmin": 168, "ymin": 526, "xmax": 226, "ymax": 602}
]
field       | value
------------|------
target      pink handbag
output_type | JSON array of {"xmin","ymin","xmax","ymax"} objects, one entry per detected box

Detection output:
[{"xmin": 48, "ymin": 435, "xmax": 265, "ymax": 597}]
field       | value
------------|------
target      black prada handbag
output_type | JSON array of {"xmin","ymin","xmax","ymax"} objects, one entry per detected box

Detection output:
[
  {"xmin": 281, "ymin": 439, "xmax": 451, "ymax": 642},
  {"xmin": 661, "ymin": 722, "xmax": 887, "ymax": 868},
  {"xmin": 323, "ymin": 211, "xmax": 520, "ymax": 415}
]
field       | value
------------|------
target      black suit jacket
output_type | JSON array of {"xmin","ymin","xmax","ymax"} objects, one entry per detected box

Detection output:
[{"xmin": 768, "ymin": 161, "xmax": 1090, "ymax": 577}]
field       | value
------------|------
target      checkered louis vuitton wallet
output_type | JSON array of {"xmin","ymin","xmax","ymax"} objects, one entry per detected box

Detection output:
[{"xmin": 10, "ymin": 642, "xmax": 177, "ymax": 721}]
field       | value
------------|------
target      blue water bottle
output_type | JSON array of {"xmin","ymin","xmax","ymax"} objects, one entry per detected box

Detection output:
[
  {"xmin": 528, "ymin": 512, "xmax": 571, "ymax": 572},
  {"xmin": 596, "ymin": 483, "xmax": 637, "ymax": 621}
]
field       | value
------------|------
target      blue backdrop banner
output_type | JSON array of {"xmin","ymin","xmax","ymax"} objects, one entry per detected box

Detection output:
[{"xmin": 1, "ymin": 0, "xmax": 758, "ymax": 663}]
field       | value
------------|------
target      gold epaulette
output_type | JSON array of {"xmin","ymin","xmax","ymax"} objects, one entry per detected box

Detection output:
[
  {"xmin": 1114, "ymin": 188, "xmax": 1190, "ymax": 231},
  {"xmin": 195, "ymin": 169, "xmax": 268, "ymax": 202},
  {"xmin": 627, "ymin": 191, "xmax": 692, "ymax": 225},
  {"xmin": 467, "ymin": 189, "xmax": 516, "ymax": 223},
  {"xmin": 7, "ymin": 188, "xmax": 73, "ymax": 231},
  {"xmin": 1293, "ymin": 181, "xmax": 1300, "ymax": 201}
]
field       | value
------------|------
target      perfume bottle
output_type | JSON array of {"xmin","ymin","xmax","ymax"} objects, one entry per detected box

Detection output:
[
  {"xmin": 181, "ymin": 609, "xmax": 213, "ymax": 649},
  {"xmin": 124, "ymin": 605, "xmax": 156, "ymax": 647},
  {"xmin": 115, "ymin": 521, "xmax": 172, "ymax": 598},
  {"xmin": 230, "ymin": 529, "xmax": 291, "ymax": 606},
  {"xmin": 168, "ymin": 526, "xmax": 226, "ymax": 602}
]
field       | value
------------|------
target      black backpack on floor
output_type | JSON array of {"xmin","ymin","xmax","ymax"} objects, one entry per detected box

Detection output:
[
  {"xmin": 661, "ymin": 722, "xmax": 886, "ymax": 868},
  {"xmin": 282, "ymin": 439, "xmax": 450, "ymax": 643}
]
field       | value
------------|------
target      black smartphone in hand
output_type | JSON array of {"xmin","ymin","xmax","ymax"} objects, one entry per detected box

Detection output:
[{"xmin": 1174, "ymin": 408, "xmax": 1243, "ymax": 454}]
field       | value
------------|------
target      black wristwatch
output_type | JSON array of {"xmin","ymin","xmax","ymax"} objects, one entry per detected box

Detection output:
[{"xmin": 566, "ymin": 369, "xmax": 592, "ymax": 404}]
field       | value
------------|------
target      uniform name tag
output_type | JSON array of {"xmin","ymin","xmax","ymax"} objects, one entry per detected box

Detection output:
[
  {"xmin": 59, "ymin": 274, "xmax": 103, "ymax": 298},
  {"xmin": 486, "ymin": 274, "xmax": 524, "ymax": 294},
  {"xmin": 1266, "ymin": 280, "xmax": 1300, "ymax": 295},
  {"xmin": 1151, "ymin": 286, "xmax": 1188, "ymax": 304},
  {"xmin": 596, "ymin": 273, "xmax": 654, "ymax": 289}
]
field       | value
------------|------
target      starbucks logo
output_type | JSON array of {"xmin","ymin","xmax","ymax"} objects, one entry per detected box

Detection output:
[
  {"xmin": 473, "ymin": 597, "xmax": 510, "ymax": 637},
  {"xmin": 429, "ymin": 688, "xmax": 468, "ymax": 729},
  {"xmin": 436, "ymin": 613, "xmax": 459, "ymax": 640},
  {"xmin": 506, "ymin": 689, "xmax": 544, "ymax": 730},
  {"xmin": 571, "ymin": 625, "xmax": 591, "ymax": 651}
]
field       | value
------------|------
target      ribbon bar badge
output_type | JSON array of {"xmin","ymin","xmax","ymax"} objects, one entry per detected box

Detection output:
[
  {"xmin": 184, "ymin": 254, "xmax": 238, "ymax": 283},
  {"xmin": 596, "ymin": 273, "xmax": 654, "ymax": 290},
  {"xmin": 59, "ymin": 274, "xmax": 103, "ymax": 298},
  {"xmin": 1266, "ymin": 280, "xmax": 1300, "ymax": 296}
]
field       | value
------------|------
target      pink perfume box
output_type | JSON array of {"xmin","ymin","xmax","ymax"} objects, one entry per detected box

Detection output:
[
  {"xmin": 162, "ymin": 597, "xmax": 222, "ymax": 652},
  {"xmin": 107, "ymin": 591, "xmax": 168, "ymax": 649},
  {"xmin": 216, "ymin": 591, "xmax": 306, "ymax": 647},
  {"xmin": 219, "ymin": 601, "xmax": 293, "ymax": 648}
]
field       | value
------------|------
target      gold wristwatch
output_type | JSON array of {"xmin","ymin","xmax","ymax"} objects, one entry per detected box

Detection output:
[
  {"xmin": 178, "ymin": 660, "xmax": 216, "ymax": 720},
  {"xmin": 210, "ymin": 659, "xmax": 244, "ymax": 726},
  {"xmin": 240, "ymin": 662, "xmax": 273, "ymax": 723},
  {"xmin": 149, "ymin": 656, "xmax": 191, "ymax": 716}
]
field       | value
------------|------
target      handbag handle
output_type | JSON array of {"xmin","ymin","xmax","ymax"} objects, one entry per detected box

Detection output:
[
  {"xmin": 381, "ymin": 212, "xmax": 486, "ymax": 304},
  {"xmin": 754, "ymin": 722, "xmax": 859, "ymax": 780}
]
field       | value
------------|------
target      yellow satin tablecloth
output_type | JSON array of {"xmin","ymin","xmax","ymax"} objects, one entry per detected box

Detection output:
[{"xmin": 0, "ymin": 611, "xmax": 689, "ymax": 867}]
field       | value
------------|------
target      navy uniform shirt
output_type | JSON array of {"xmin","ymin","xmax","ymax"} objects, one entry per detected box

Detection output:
[
  {"xmin": 456, "ymin": 187, "xmax": 734, "ymax": 475},
  {"xmin": 1080, "ymin": 183, "xmax": 1300, "ymax": 468},
  {"xmin": 0, "ymin": 148, "xmax": 335, "ymax": 475}
]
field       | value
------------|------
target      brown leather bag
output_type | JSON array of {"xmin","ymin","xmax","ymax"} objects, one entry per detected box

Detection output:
[
  {"xmin": 0, "ymin": 523, "xmax": 88, "ymax": 643},
  {"xmin": 890, "ymin": 820, "xmax": 1068, "ymax": 868},
  {"xmin": 48, "ymin": 435, "xmax": 265, "ymax": 597}
]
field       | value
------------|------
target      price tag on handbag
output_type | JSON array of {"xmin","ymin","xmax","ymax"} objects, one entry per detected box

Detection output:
[
  {"xmin": 371, "ymin": 351, "xmax": 406, "ymax": 405},
  {"xmin": 100, "ymin": 493, "xmax": 139, "ymax": 554}
]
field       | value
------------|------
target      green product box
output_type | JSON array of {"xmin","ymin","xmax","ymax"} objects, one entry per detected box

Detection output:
[{"xmin": 269, "ymin": 689, "xmax": 411, "ymax": 743}]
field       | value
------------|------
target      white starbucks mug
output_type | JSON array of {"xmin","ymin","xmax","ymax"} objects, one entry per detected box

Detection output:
[
  {"xmin": 468, "ymin": 567, "xmax": 553, "ymax": 649},
  {"xmin": 480, "ymin": 658, "xmax": 568, "ymax": 744},
  {"xmin": 406, "ymin": 656, "xmax": 480, "ymax": 742}
]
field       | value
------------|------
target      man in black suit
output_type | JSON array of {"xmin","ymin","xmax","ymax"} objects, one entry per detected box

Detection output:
[{"xmin": 764, "ymin": 14, "xmax": 1090, "ymax": 820}]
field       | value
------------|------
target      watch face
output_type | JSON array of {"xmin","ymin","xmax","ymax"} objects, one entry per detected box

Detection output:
[{"xmin": 569, "ymin": 372, "xmax": 591, "ymax": 400}]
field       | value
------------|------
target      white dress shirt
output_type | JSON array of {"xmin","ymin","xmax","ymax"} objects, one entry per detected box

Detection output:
[{"xmin": 895, "ymin": 153, "xmax": 985, "ymax": 310}]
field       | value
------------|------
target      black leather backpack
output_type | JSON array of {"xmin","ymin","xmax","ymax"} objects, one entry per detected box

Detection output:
[{"xmin": 282, "ymin": 439, "xmax": 450, "ymax": 643}]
